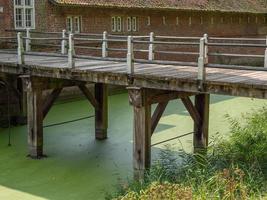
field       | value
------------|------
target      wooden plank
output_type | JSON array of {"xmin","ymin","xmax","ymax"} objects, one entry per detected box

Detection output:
[
  {"xmin": 181, "ymin": 96, "xmax": 201, "ymax": 125},
  {"xmin": 43, "ymin": 87, "xmax": 62, "ymax": 119},
  {"xmin": 194, "ymin": 94, "xmax": 210, "ymax": 153},
  {"xmin": 151, "ymin": 101, "xmax": 168, "ymax": 135},
  {"xmin": 78, "ymin": 84, "xmax": 99, "ymax": 109},
  {"xmin": 27, "ymin": 78, "xmax": 44, "ymax": 158},
  {"xmin": 95, "ymin": 83, "xmax": 108, "ymax": 140},
  {"xmin": 128, "ymin": 87, "xmax": 151, "ymax": 180}
]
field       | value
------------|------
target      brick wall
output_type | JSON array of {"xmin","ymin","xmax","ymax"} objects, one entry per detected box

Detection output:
[{"xmin": 1, "ymin": 2, "xmax": 267, "ymax": 37}]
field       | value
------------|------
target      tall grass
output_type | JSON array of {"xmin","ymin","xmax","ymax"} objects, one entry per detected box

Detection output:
[{"xmin": 110, "ymin": 107, "xmax": 267, "ymax": 200}]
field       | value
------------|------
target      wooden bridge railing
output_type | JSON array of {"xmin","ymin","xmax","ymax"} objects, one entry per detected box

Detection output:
[{"xmin": 1, "ymin": 29, "xmax": 267, "ymax": 89}]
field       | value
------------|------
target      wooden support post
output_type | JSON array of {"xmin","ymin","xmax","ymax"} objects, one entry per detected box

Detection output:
[
  {"xmin": 264, "ymin": 35, "xmax": 267, "ymax": 68},
  {"xmin": 17, "ymin": 32, "xmax": 24, "ymax": 65},
  {"xmin": 148, "ymin": 32, "xmax": 155, "ymax": 61},
  {"xmin": 25, "ymin": 28, "xmax": 31, "ymax": 52},
  {"xmin": 95, "ymin": 83, "xmax": 108, "ymax": 140},
  {"xmin": 127, "ymin": 36, "xmax": 134, "ymax": 74},
  {"xmin": 26, "ymin": 78, "xmax": 44, "ymax": 158},
  {"xmin": 193, "ymin": 94, "xmax": 210, "ymax": 153},
  {"xmin": 197, "ymin": 34, "xmax": 208, "ymax": 91},
  {"xmin": 102, "ymin": 31, "xmax": 108, "ymax": 58},
  {"xmin": 68, "ymin": 33, "xmax": 75, "ymax": 68},
  {"xmin": 61, "ymin": 29, "xmax": 67, "ymax": 55},
  {"xmin": 128, "ymin": 87, "xmax": 151, "ymax": 180}
]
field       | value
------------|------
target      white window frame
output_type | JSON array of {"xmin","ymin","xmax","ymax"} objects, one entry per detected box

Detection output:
[
  {"xmin": 132, "ymin": 17, "xmax": 137, "ymax": 32},
  {"xmin": 127, "ymin": 17, "xmax": 132, "ymax": 32},
  {"xmin": 126, "ymin": 16, "xmax": 138, "ymax": 32},
  {"xmin": 163, "ymin": 16, "xmax": 166, "ymax": 25},
  {"xmin": 66, "ymin": 16, "xmax": 81, "ymax": 33},
  {"xmin": 73, "ymin": 16, "xmax": 81, "ymax": 33},
  {"xmin": 117, "ymin": 16, "xmax": 122, "ymax": 32},
  {"xmin": 111, "ymin": 16, "xmax": 123, "ymax": 32},
  {"xmin": 66, "ymin": 16, "xmax": 73, "ymax": 33},
  {"xmin": 147, "ymin": 16, "xmax": 151, "ymax": 26},
  {"xmin": 14, "ymin": 0, "xmax": 35, "ymax": 29},
  {"xmin": 111, "ymin": 17, "xmax": 116, "ymax": 32}
]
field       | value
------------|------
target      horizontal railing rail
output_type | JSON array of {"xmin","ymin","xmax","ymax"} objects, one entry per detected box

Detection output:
[{"xmin": 1, "ymin": 29, "xmax": 267, "ymax": 91}]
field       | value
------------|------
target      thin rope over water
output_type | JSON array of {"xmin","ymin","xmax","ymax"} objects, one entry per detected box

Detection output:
[
  {"xmin": 43, "ymin": 115, "xmax": 95, "ymax": 128},
  {"xmin": 151, "ymin": 132, "xmax": 194, "ymax": 147}
]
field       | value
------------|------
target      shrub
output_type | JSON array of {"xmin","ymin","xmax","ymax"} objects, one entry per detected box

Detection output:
[{"xmin": 111, "ymin": 107, "xmax": 267, "ymax": 200}]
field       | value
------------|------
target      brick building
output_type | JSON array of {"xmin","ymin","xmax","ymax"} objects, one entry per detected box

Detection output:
[{"xmin": 0, "ymin": 0, "xmax": 267, "ymax": 37}]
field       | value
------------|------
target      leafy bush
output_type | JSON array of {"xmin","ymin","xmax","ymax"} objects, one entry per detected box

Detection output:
[{"xmin": 111, "ymin": 107, "xmax": 267, "ymax": 200}]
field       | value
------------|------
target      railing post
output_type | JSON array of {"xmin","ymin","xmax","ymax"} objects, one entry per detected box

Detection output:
[
  {"xmin": 68, "ymin": 33, "xmax": 75, "ymax": 68},
  {"xmin": 148, "ymin": 32, "xmax": 155, "ymax": 61},
  {"xmin": 127, "ymin": 36, "xmax": 134, "ymax": 74},
  {"xmin": 25, "ymin": 28, "xmax": 31, "ymax": 52},
  {"xmin": 197, "ymin": 37, "xmax": 206, "ymax": 90},
  {"xmin": 264, "ymin": 35, "xmax": 267, "ymax": 68},
  {"xmin": 102, "ymin": 31, "xmax": 108, "ymax": 58},
  {"xmin": 17, "ymin": 32, "xmax": 25, "ymax": 65},
  {"xmin": 61, "ymin": 29, "xmax": 67, "ymax": 55},
  {"xmin": 203, "ymin": 34, "xmax": 209, "ymax": 64}
]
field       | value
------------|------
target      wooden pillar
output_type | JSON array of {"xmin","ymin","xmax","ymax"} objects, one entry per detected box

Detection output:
[
  {"xmin": 128, "ymin": 87, "xmax": 151, "ymax": 180},
  {"xmin": 95, "ymin": 83, "xmax": 108, "ymax": 140},
  {"xmin": 194, "ymin": 94, "xmax": 210, "ymax": 152},
  {"xmin": 26, "ymin": 78, "xmax": 44, "ymax": 158}
]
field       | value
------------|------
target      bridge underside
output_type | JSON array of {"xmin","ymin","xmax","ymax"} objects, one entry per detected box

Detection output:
[{"xmin": 0, "ymin": 52, "xmax": 267, "ymax": 180}]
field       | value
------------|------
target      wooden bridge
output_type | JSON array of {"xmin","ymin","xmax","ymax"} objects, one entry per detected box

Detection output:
[{"xmin": 0, "ymin": 30, "xmax": 267, "ymax": 179}]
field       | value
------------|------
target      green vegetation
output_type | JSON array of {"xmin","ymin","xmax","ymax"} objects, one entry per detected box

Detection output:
[{"xmin": 112, "ymin": 107, "xmax": 267, "ymax": 200}]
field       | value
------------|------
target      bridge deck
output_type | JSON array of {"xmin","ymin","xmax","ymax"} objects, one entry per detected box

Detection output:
[{"xmin": 0, "ymin": 52, "xmax": 267, "ymax": 99}]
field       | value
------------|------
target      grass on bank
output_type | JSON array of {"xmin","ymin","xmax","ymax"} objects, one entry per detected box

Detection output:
[{"xmin": 109, "ymin": 107, "xmax": 267, "ymax": 200}]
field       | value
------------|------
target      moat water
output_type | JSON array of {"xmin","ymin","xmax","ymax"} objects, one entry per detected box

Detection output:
[{"xmin": 0, "ymin": 93, "xmax": 266, "ymax": 200}]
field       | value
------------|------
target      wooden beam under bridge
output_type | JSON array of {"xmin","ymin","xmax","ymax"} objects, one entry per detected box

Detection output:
[
  {"xmin": 128, "ymin": 87, "xmax": 210, "ymax": 180},
  {"xmin": 23, "ymin": 76, "xmax": 109, "ymax": 158}
]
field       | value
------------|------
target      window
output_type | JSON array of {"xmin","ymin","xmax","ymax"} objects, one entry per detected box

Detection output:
[
  {"xmin": 163, "ymin": 16, "xmax": 166, "ymax": 25},
  {"xmin": 14, "ymin": 0, "xmax": 35, "ymax": 29},
  {"xmin": 73, "ymin": 17, "xmax": 81, "ymax": 33},
  {"xmin": 147, "ymin": 16, "xmax": 151, "ymax": 26},
  {"xmin": 127, "ymin": 17, "xmax": 132, "ymax": 31},
  {"xmin": 111, "ymin": 16, "xmax": 123, "ymax": 32},
  {"xmin": 66, "ymin": 16, "xmax": 81, "ymax": 33},
  {"xmin": 126, "ymin": 16, "xmax": 138, "ymax": 32},
  {"xmin": 117, "ymin": 17, "xmax": 122, "ymax": 32}
]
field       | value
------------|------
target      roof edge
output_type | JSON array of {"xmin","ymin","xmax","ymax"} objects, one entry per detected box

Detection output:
[{"xmin": 48, "ymin": 0, "xmax": 267, "ymax": 14}]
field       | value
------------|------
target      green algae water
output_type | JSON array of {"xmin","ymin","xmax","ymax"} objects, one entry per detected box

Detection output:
[{"xmin": 0, "ymin": 94, "xmax": 266, "ymax": 200}]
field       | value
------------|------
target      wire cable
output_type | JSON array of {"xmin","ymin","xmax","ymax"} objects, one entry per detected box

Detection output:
[
  {"xmin": 43, "ymin": 115, "xmax": 95, "ymax": 128},
  {"xmin": 151, "ymin": 132, "xmax": 194, "ymax": 147}
]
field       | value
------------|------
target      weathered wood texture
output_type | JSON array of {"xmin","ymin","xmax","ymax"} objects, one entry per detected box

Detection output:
[
  {"xmin": 43, "ymin": 88, "xmax": 62, "ymax": 119},
  {"xmin": 95, "ymin": 83, "xmax": 108, "ymax": 140},
  {"xmin": 128, "ymin": 87, "xmax": 152, "ymax": 180},
  {"xmin": 26, "ymin": 78, "xmax": 44, "ymax": 158},
  {"xmin": 78, "ymin": 84, "xmax": 99, "ymax": 108},
  {"xmin": 194, "ymin": 94, "xmax": 210, "ymax": 152},
  {"xmin": 0, "ymin": 52, "xmax": 266, "ymax": 99},
  {"xmin": 151, "ymin": 102, "xmax": 168, "ymax": 135},
  {"xmin": 181, "ymin": 96, "xmax": 200, "ymax": 125}
]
